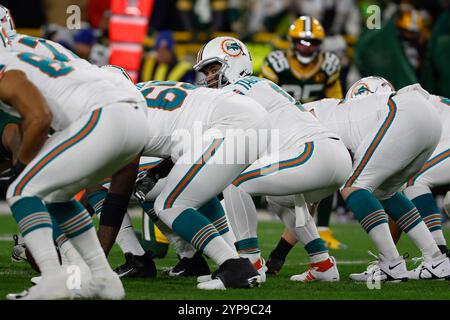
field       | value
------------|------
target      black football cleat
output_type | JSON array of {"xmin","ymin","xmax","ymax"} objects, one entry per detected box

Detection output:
[
  {"xmin": 114, "ymin": 250, "xmax": 157, "ymax": 278},
  {"xmin": 197, "ymin": 258, "xmax": 261, "ymax": 290},
  {"xmin": 164, "ymin": 251, "xmax": 211, "ymax": 277}
]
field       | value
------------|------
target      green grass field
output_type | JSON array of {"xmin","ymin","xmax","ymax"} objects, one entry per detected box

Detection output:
[{"xmin": 0, "ymin": 214, "xmax": 449, "ymax": 300}]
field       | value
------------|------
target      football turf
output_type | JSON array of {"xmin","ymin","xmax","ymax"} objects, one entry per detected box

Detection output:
[{"xmin": 0, "ymin": 214, "xmax": 449, "ymax": 300}]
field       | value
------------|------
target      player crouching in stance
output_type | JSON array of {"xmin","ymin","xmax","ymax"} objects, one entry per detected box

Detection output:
[
  {"xmin": 194, "ymin": 37, "xmax": 353, "ymax": 283},
  {"xmin": 306, "ymin": 77, "xmax": 450, "ymax": 282},
  {"xmin": 107, "ymin": 79, "xmax": 272, "ymax": 290},
  {"xmin": 0, "ymin": 27, "xmax": 149, "ymax": 299},
  {"xmin": 352, "ymin": 81, "xmax": 450, "ymax": 280}
]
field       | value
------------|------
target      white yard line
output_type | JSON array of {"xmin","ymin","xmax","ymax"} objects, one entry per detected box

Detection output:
[{"xmin": 0, "ymin": 235, "xmax": 13, "ymax": 241}]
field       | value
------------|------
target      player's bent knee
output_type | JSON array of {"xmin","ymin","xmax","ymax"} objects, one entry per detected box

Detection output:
[
  {"xmin": 402, "ymin": 183, "xmax": 431, "ymax": 200},
  {"xmin": 340, "ymin": 187, "xmax": 362, "ymax": 201}
]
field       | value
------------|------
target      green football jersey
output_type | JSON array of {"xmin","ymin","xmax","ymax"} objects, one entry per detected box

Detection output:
[{"xmin": 261, "ymin": 49, "xmax": 343, "ymax": 103}]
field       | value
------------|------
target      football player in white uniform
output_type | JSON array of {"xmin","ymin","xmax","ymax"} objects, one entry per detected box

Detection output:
[
  {"xmin": 347, "ymin": 79, "xmax": 450, "ymax": 280},
  {"xmin": 0, "ymin": 5, "xmax": 90, "ymax": 69},
  {"xmin": 402, "ymin": 92, "xmax": 450, "ymax": 259},
  {"xmin": 1, "ymin": 6, "xmax": 135, "ymax": 281},
  {"xmin": 304, "ymin": 77, "xmax": 450, "ymax": 281},
  {"xmin": 0, "ymin": 28, "xmax": 149, "ymax": 299},
  {"xmin": 107, "ymin": 79, "xmax": 272, "ymax": 290},
  {"xmin": 193, "ymin": 37, "xmax": 353, "ymax": 283}
]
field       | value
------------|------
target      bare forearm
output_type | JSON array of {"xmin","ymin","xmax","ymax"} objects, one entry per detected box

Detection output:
[{"xmin": 17, "ymin": 119, "xmax": 49, "ymax": 164}]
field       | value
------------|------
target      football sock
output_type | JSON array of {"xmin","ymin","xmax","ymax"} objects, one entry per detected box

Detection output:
[
  {"xmin": 278, "ymin": 206, "xmax": 328, "ymax": 263},
  {"xmin": 51, "ymin": 215, "xmax": 69, "ymax": 251},
  {"xmin": 11, "ymin": 197, "xmax": 62, "ymax": 277},
  {"xmin": 381, "ymin": 192, "xmax": 440, "ymax": 260},
  {"xmin": 199, "ymin": 197, "xmax": 235, "ymax": 249},
  {"xmin": 86, "ymin": 189, "xmax": 107, "ymax": 216},
  {"xmin": 58, "ymin": 238, "xmax": 90, "ymax": 273},
  {"xmin": 270, "ymin": 237, "xmax": 294, "ymax": 261},
  {"xmin": 171, "ymin": 208, "xmax": 238, "ymax": 265},
  {"xmin": 116, "ymin": 212, "xmax": 145, "ymax": 256},
  {"xmin": 409, "ymin": 193, "xmax": 447, "ymax": 246},
  {"xmin": 317, "ymin": 194, "xmax": 333, "ymax": 227},
  {"xmin": 49, "ymin": 200, "xmax": 112, "ymax": 277},
  {"xmin": 346, "ymin": 189, "xmax": 399, "ymax": 260},
  {"xmin": 235, "ymin": 237, "xmax": 261, "ymax": 264},
  {"xmin": 142, "ymin": 201, "xmax": 195, "ymax": 258},
  {"xmin": 305, "ymin": 238, "xmax": 330, "ymax": 263}
]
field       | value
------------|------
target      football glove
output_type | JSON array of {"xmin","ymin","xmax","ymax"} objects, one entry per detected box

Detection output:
[{"xmin": 0, "ymin": 161, "xmax": 26, "ymax": 198}]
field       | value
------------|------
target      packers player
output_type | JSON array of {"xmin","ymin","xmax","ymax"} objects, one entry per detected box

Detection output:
[
  {"xmin": 262, "ymin": 16, "xmax": 345, "ymax": 273},
  {"xmin": 261, "ymin": 16, "xmax": 342, "ymax": 103}
]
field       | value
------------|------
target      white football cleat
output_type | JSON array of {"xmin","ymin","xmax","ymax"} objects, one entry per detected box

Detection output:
[
  {"xmin": 252, "ymin": 257, "xmax": 266, "ymax": 283},
  {"xmin": 408, "ymin": 253, "xmax": 450, "ymax": 280},
  {"xmin": 350, "ymin": 253, "xmax": 408, "ymax": 283},
  {"xmin": 349, "ymin": 262, "xmax": 379, "ymax": 282},
  {"xmin": 197, "ymin": 273, "xmax": 213, "ymax": 283},
  {"xmin": 197, "ymin": 278, "xmax": 227, "ymax": 290},
  {"xmin": 7, "ymin": 273, "xmax": 73, "ymax": 300},
  {"xmin": 350, "ymin": 251, "xmax": 380, "ymax": 281},
  {"xmin": 290, "ymin": 256, "xmax": 339, "ymax": 282},
  {"xmin": 74, "ymin": 271, "xmax": 125, "ymax": 300}
]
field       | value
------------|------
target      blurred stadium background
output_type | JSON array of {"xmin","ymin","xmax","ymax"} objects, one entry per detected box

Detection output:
[{"xmin": 2, "ymin": 0, "xmax": 449, "ymax": 224}]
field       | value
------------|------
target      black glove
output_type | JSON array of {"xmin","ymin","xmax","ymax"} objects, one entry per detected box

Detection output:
[
  {"xmin": 134, "ymin": 169, "xmax": 159, "ymax": 199},
  {"xmin": 134, "ymin": 158, "xmax": 175, "ymax": 200},
  {"xmin": 0, "ymin": 161, "xmax": 26, "ymax": 199}
]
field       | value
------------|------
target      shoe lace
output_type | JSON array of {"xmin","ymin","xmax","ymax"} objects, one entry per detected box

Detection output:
[
  {"xmin": 365, "ymin": 251, "xmax": 380, "ymax": 272},
  {"xmin": 411, "ymin": 256, "xmax": 424, "ymax": 267}
]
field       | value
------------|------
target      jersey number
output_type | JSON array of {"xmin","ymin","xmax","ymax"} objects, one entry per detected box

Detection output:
[
  {"xmin": 18, "ymin": 36, "xmax": 75, "ymax": 62},
  {"xmin": 281, "ymin": 84, "xmax": 324, "ymax": 101},
  {"xmin": 140, "ymin": 81, "xmax": 197, "ymax": 111},
  {"xmin": 267, "ymin": 51, "xmax": 289, "ymax": 73},
  {"xmin": 18, "ymin": 52, "xmax": 74, "ymax": 78}
]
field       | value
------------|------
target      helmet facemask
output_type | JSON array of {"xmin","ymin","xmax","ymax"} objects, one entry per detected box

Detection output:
[
  {"xmin": 0, "ymin": 6, "xmax": 16, "ymax": 38},
  {"xmin": 194, "ymin": 57, "xmax": 230, "ymax": 89},
  {"xmin": 291, "ymin": 37, "xmax": 322, "ymax": 65}
]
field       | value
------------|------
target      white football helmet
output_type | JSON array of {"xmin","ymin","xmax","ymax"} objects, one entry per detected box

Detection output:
[
  {"xmin": 0, "ymin": 6, "xmax": 16, "ymax": 38},
  {"xmin": 345, "ymin": 76, "xmax": 395, "ymax": 100},
  {"xmin": 194, "ymin": 36, "xmax": 252, "ymax": 88}
]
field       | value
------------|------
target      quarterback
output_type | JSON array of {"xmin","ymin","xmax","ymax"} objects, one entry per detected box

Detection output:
[{"xmin": 194, "ymin": 36, "xmax": 352, "ymax": 283}]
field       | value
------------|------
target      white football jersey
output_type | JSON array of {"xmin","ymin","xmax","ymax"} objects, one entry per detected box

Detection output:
[
  {"xmin": 304, "ymin": 93, "xmax": 393, "ymax": 153},
  {"xmin": 429, "ymin": 94, "xmax": 450, "ymax": 140},
  {"xmin": 11, "ymin": 34, "xmax": 92, "ymax": 69},
  {"xmin": 0, "ymin": 51, "xmax": 146, "ymax": 131},
  {"xmin": 225, "ymin": 76, "xmax": 338, "ymax": 149},
  {"xmin": 138, "ymin": 81, "xmax": 235, "ymax": 158}
]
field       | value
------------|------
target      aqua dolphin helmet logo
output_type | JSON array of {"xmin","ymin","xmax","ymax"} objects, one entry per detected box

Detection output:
[
  {"xmin": 221, "ymin": 39, "xmax": 243, "ymax": 57},
  {"xmin": 355, "ymin": 85, "xmax": 371, "ymax": 96}
]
